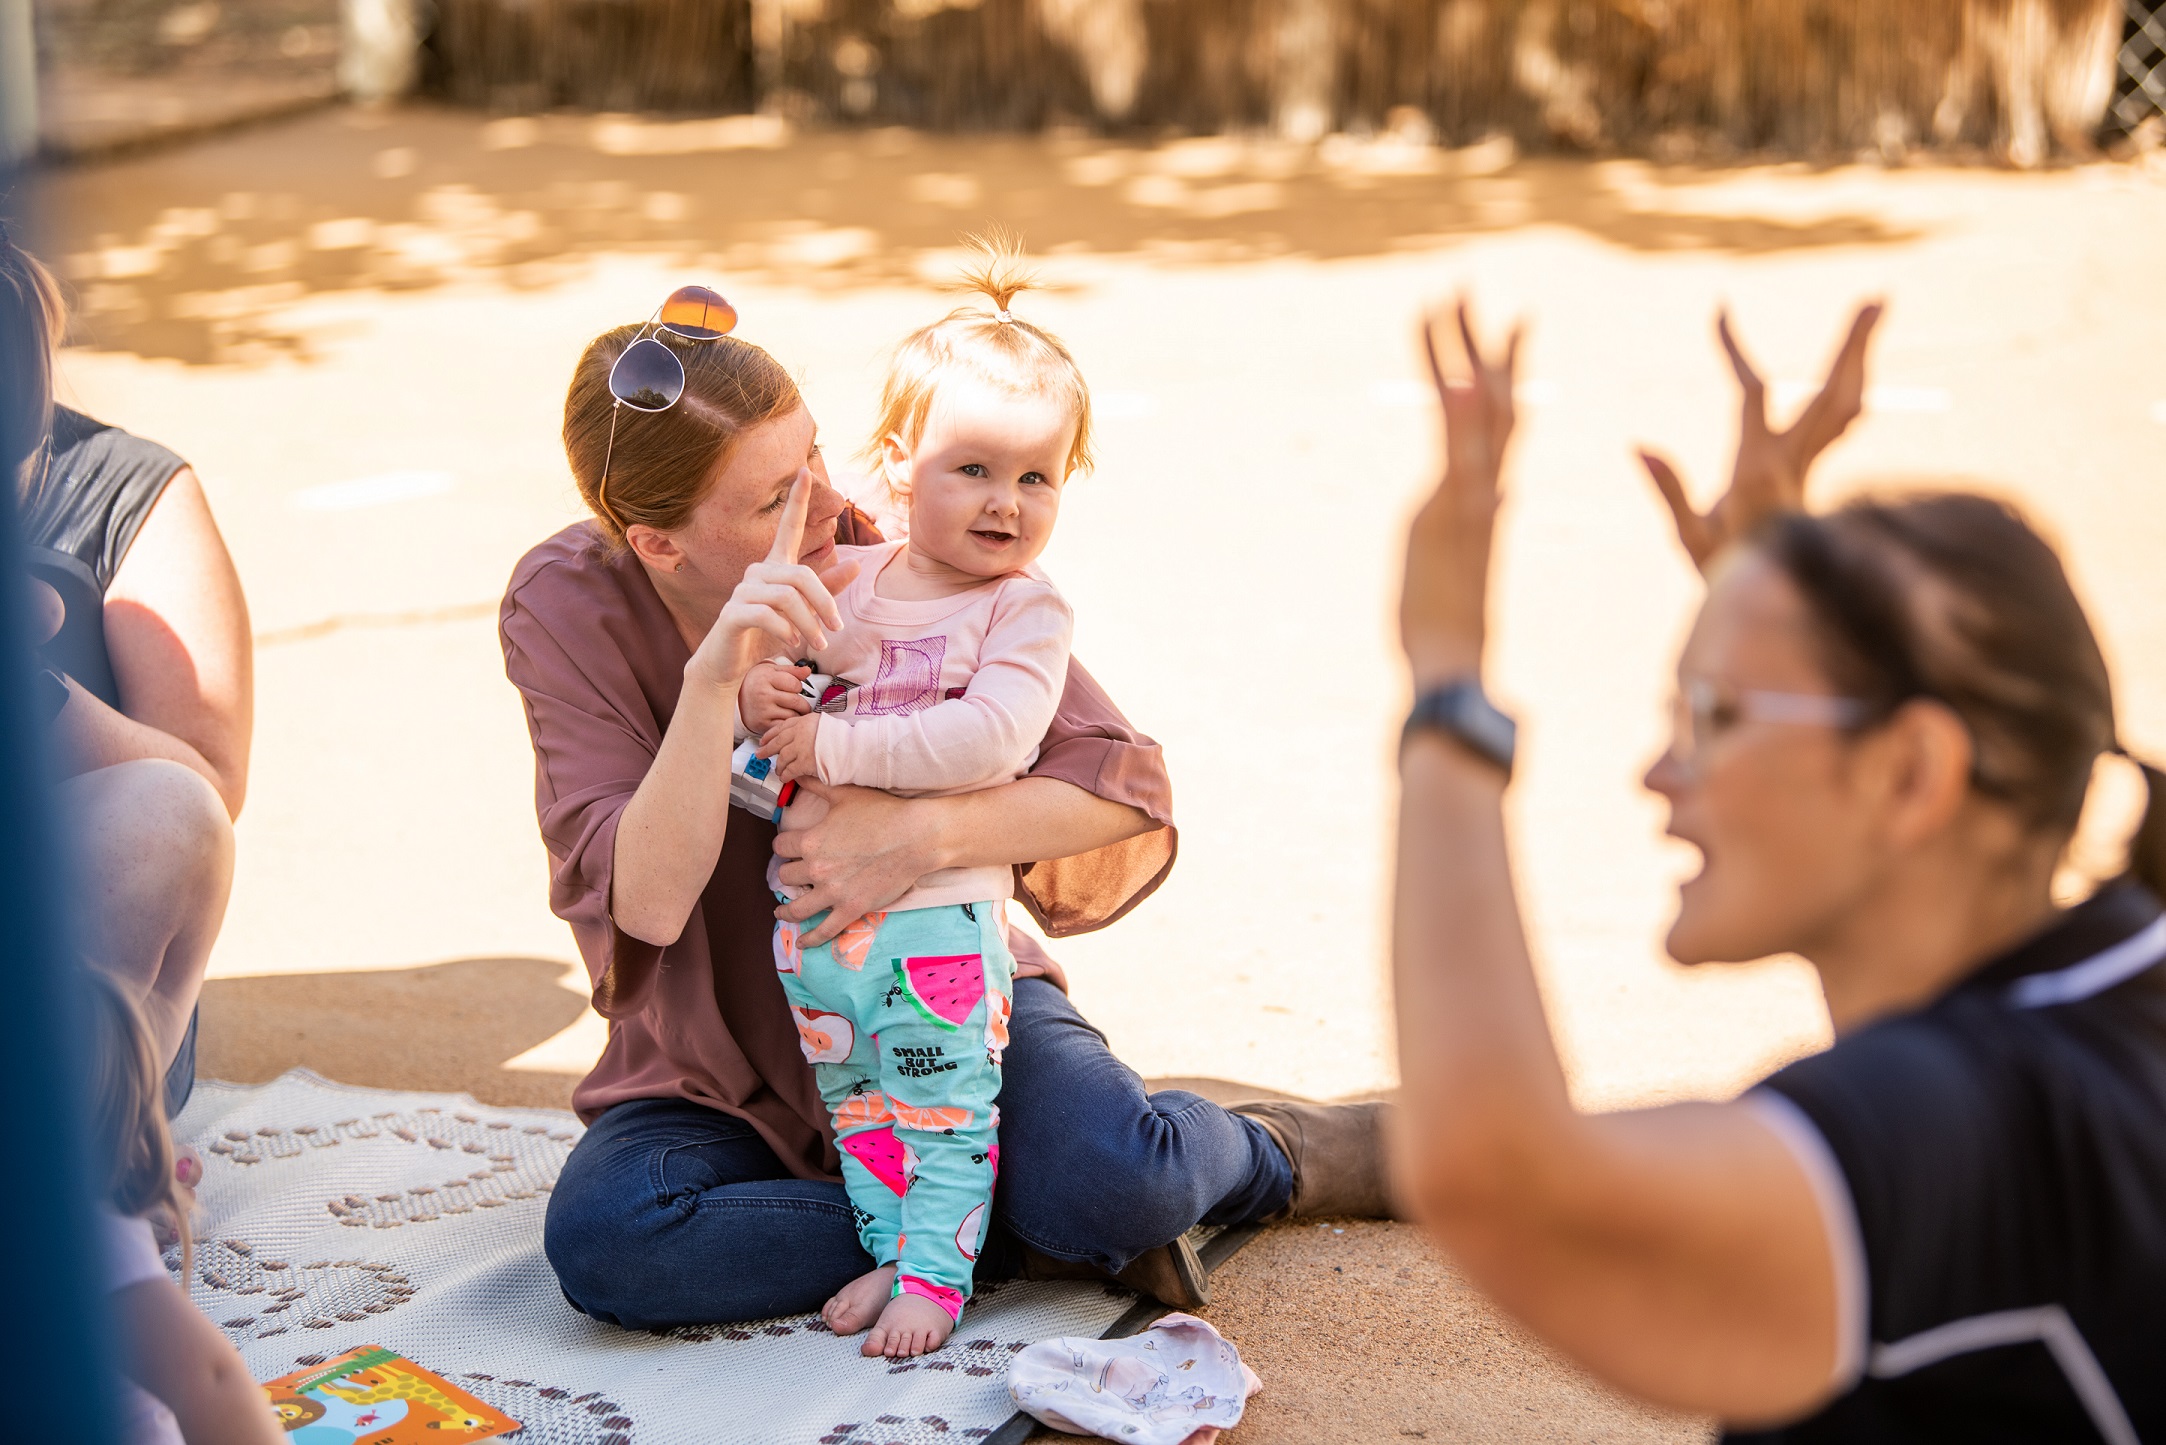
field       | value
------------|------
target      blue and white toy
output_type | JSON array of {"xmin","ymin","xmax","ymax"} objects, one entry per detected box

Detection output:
[{"xmin": 729, "ymin": 665, "xmax": 855, "ymax": 822}]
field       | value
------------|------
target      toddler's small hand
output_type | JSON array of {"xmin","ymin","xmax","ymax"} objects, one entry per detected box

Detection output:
[
  {"xmin": 742, "ymin": 660, "xmax": 813, "ymax": 734},
  {"xmin": 758, "ymin": 710, "xmax": 822, "ymax": 784}
]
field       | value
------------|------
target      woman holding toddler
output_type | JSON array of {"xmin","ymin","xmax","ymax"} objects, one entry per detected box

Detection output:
[{"xmin": 501, "ymin": 257, "xmax": 1393, "ymax": 1347}]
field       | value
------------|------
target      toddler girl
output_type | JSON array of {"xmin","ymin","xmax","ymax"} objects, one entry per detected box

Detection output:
[
  {"xmin": 85, "ymin": 967, "xmax": 283, "ymax": 1445},
  {"xmin": 738, "ymin": 245, "xmax": 1091, "ymax": 1359}
]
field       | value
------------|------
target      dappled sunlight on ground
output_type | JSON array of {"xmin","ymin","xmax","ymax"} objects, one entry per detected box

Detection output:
[
  {"xmin": 33, "ymin": 105, "xmax": 1921, "ymax": 365},
  {"xmin": 35, "ymin": 105, "xmax": 2166, "ymax": 1114}
]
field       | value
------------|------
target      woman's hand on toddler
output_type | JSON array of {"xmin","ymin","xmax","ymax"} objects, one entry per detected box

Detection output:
[
  {"xmin": 742, "ymin": 660, "xmax": 813, "ymax": 733},
  {"xmin": 758, "ymin": 710, "xmax": 821, "ymax": 784}
]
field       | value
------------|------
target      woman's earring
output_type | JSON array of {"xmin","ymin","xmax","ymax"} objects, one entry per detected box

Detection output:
[{"xmin": 675, "ymin": 562, "xmax": 686, "ymax": 572}]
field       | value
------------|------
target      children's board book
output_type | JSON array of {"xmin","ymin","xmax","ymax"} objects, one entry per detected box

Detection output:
[{"xmin": 260, "ymin": 1345, "xmax": 520, "ymax": 1443}]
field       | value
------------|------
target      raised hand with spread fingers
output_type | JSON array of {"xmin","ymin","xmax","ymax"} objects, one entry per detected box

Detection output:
[
  {"xmin": 1400, "ymin": 299, "xmax": 1523, "ymax": 691},
  {"xmin": 1635, "ymin": 302, "xmax": 1883, "ymax": 574}
]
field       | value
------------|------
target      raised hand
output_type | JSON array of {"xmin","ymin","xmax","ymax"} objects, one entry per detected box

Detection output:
[
  {"xmin": 1637, "ymin": 302, "xmax": 1883, "ymax": 574},
  {"xmin": 688, "ymin": 469, "xmax": 849, "ymax": 691},
  {"xmin": 1400, "ymin": 299, "xmax": 1522, "ymax": 689}
]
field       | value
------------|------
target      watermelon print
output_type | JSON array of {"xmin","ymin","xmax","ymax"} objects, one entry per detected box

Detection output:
[
  {"xmin": 954, "ymin": 1202, "xmax": 987, "ymax": 1262},
  {"xmin": 833, "ymin": 911, "xmax": 886, "ymax": 971},
  {"xmin": 897, "ymin": 954, "xmax": 986, "ymax": 1030},
  {"xmin": 899, "ymin": 1275, "xmax": 966, "ymax": 1322},
  {"xmin": 784, "ymin": 904, "xmax": 1011, "ymax": 1325},
  {"xmin": 841, "ymin": 1125, "xmax": 911, "ymax": 1197},
  {"xmin": 792, "ymin": 1006, "xmax": 854, "ymax": 1065}
]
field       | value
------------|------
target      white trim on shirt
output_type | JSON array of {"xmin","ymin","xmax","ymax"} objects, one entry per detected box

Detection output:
[
  {"xmin": 1743, "ymin": 1089, "xmax": 1870, "ymax": 1394},
  {"xmin": 1866, "ymin": 1305, "xmax": 2138, "ymax": 1445},
  {"xmin": 2007, "ymin": 915, "xmax": 2166, "ymax": 1009}
]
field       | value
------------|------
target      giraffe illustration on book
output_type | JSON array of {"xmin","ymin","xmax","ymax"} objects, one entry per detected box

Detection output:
[{"xmin": 319, "ymin": 1362, "xmax": 494, "ymax": 1433}]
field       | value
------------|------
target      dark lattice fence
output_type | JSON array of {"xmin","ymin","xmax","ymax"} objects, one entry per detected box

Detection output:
[{"xmin": 2109, "ymin": 0, "xmax": 2166, "ymax": 135}]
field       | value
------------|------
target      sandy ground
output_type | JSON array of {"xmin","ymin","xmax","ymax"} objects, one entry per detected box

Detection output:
[{"xmin": 29, "ymin": 106, "xmax": 2166, "ymax": 1441}]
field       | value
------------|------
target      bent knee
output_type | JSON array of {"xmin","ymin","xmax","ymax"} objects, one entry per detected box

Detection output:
[
  {"xmin": 75, "ymin": 759, "xmax": 235, "ymax": 875},
  {"xmin": 131, "ymin": 760, "xmax": 235, "ymax": 865},
  {"xmin": 543, "ymin": 1192, "xmax": 662, "ymax": 1319},
  {"xmin": 1002, "ymin": 1131, "xmax": 1210, "ymax": 1258}
]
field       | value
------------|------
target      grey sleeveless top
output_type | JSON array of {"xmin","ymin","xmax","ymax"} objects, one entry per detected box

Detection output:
[{"xmin": 20, "ymin": 406, "xmax": 186, "ymax": 708}]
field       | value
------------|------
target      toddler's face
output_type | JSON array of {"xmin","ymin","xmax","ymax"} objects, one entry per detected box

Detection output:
[{"xmin": 887, "ymin": 373, "xmax": 1075, "ymax": 580}]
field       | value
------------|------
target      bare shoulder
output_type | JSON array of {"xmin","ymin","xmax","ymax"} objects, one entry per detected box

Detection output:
[{"xmin": 107, "ymin": 468, "xmax": 237, "ymax": 601}]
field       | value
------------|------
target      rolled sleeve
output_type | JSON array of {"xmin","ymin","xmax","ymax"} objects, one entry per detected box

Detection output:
[
  {"xmin": 1015, "ymin": 654, "xmax": 1176, "ymax": 936},
  {"xmin": 500, "ymin": 569, "xmax": 666, "ymax": 1016}
]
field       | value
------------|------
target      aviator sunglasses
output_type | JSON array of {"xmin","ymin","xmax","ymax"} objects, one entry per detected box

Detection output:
[{"xmin": 596, "ymin": 283, "xmax": 740, "ymax": 533}]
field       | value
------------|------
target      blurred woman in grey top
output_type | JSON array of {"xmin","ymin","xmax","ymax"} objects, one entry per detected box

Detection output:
[{"xmin": 4, "ymin": 235, "xmax": 251, "ymax": 1115}]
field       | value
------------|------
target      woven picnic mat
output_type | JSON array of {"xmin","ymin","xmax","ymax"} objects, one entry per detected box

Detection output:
[{"xmin": 172, "ymin": 1069, "xmax": 1157, "ymax": 1445}]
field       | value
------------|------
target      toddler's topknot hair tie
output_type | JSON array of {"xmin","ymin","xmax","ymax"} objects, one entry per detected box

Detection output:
[{"xmin": 994, "ymin": 308, "xmax": 1014, "ymax": 324}]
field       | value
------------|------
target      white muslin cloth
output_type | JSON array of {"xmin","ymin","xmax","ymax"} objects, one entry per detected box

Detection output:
[{"xmin": 1007, "ymin": 1312, "xmax": 1263, "ymax": 1445}]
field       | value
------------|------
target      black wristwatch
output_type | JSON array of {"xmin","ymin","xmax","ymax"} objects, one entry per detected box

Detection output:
[{"xmin": 1403, "ymin": 678, "xmax": 1516, "ymax": 779}]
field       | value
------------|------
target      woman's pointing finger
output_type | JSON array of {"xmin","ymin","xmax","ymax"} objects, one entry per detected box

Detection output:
[{"xmin": 766, "ymin": 467, "xmax": 813, "ymax": 567}]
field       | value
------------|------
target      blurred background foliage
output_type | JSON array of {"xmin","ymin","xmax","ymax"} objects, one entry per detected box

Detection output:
[{"xmin": 22, "ymin": 0, "xmax": 2166, "ymax": 164}]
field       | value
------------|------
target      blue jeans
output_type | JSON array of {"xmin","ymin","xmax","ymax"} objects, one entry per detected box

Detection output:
[
  {"xmin": 543, "ymin": 977, "xmax": 1293, "ymax": 1329},
  {"xmin": 163, "ymin": 1005, "xmax": 196, "ymax": 1118}
]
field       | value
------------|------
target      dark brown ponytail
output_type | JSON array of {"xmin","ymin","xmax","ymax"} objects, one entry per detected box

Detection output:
[
  {"xmin": 1758, "ymin": 492, "xmax": 2163, "ymax": 898},
  {"xmin": 2122, "ymin": 759, "xmax": 2166, "ymax": 902}
]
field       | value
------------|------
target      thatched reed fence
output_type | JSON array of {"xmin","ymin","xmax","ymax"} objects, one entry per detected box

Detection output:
[{"xmin": 422, "ymin": 0, "xmax": 2138, "ymax": 162}]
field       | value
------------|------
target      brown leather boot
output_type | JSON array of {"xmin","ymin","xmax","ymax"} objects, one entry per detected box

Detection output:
[
  {"xmin": 1019, "ymin": 1236, "xmax": 1210, "ymax": 1310},
  {"xmin": 1113, "ymin": 1235, "xmax": 1209, "ymax": 1309},
  {"xmin": 1230, "ymin": 1098, "xmax": 1397, "ymax": 1220}
]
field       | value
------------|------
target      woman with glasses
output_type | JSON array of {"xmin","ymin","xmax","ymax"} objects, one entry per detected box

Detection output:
[
  {"xmin": 1392, "ymin": 300, "xmax": 2164, "ymax": 1440},
  {"xmin": 500, "ymin": 291, "xmax": 1393, "ymax": 1331}
]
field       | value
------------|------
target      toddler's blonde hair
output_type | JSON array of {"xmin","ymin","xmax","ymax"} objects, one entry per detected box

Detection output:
[
  {"xmin": 867, "ymin": 237, "xmax": 1094, "ymax": 483},
  {"xmin": 84, "ymin": 968, "xmax": 194, "ymax": 1280}
]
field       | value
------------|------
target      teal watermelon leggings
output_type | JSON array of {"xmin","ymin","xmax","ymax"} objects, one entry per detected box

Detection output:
[{"xmin": 774, "ymin": 899, "xmax": 1015, "ymax": 1323}]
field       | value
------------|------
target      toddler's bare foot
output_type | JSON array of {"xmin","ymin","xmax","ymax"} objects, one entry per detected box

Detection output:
[
  {"xmin": 821, "ymin": 1265, "xmax": 895, "ymax": 1336},
  {"xmin": 862, "ymin": 1291, "xmax": 955, "ymax": 1358}
]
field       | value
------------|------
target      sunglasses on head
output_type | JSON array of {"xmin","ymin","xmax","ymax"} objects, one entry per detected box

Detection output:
[{"xmin": 597, "ymin": 284, "xmax": 739, "ymax": 533}]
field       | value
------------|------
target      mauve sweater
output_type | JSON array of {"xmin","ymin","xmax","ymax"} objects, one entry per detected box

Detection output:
[{"xmin": 499, "ymin": 511, "xmax": 1175, "ymax": 1181}]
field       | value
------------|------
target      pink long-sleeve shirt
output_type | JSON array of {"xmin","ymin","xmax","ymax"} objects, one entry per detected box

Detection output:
[
  {"xmin": 798, "ymin": 539, "xmax": 1074, "ymax": 911},
  {"xmin": 502, "ymin": 510, "xmax": 1174, "ymax": 1160}
]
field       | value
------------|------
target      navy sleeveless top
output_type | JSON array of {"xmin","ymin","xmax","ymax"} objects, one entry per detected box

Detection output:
[{"xmin": 20, "ymin": 406, "xmax": 186, "ymax": 707}]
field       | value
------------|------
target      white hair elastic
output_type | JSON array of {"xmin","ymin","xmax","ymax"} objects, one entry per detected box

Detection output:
[{"xmin": 994, "ymin": 308, "xmax": 1014, "ymax": 324}]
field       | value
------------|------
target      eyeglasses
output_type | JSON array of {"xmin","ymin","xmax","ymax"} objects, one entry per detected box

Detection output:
[
  {"xmin": 1666, "ymin": 678, "xmax": 1872, "ymax": 773},
  {"xmin": 596, "ymin": 284, "xmax": 739, "ymax": 534}
]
